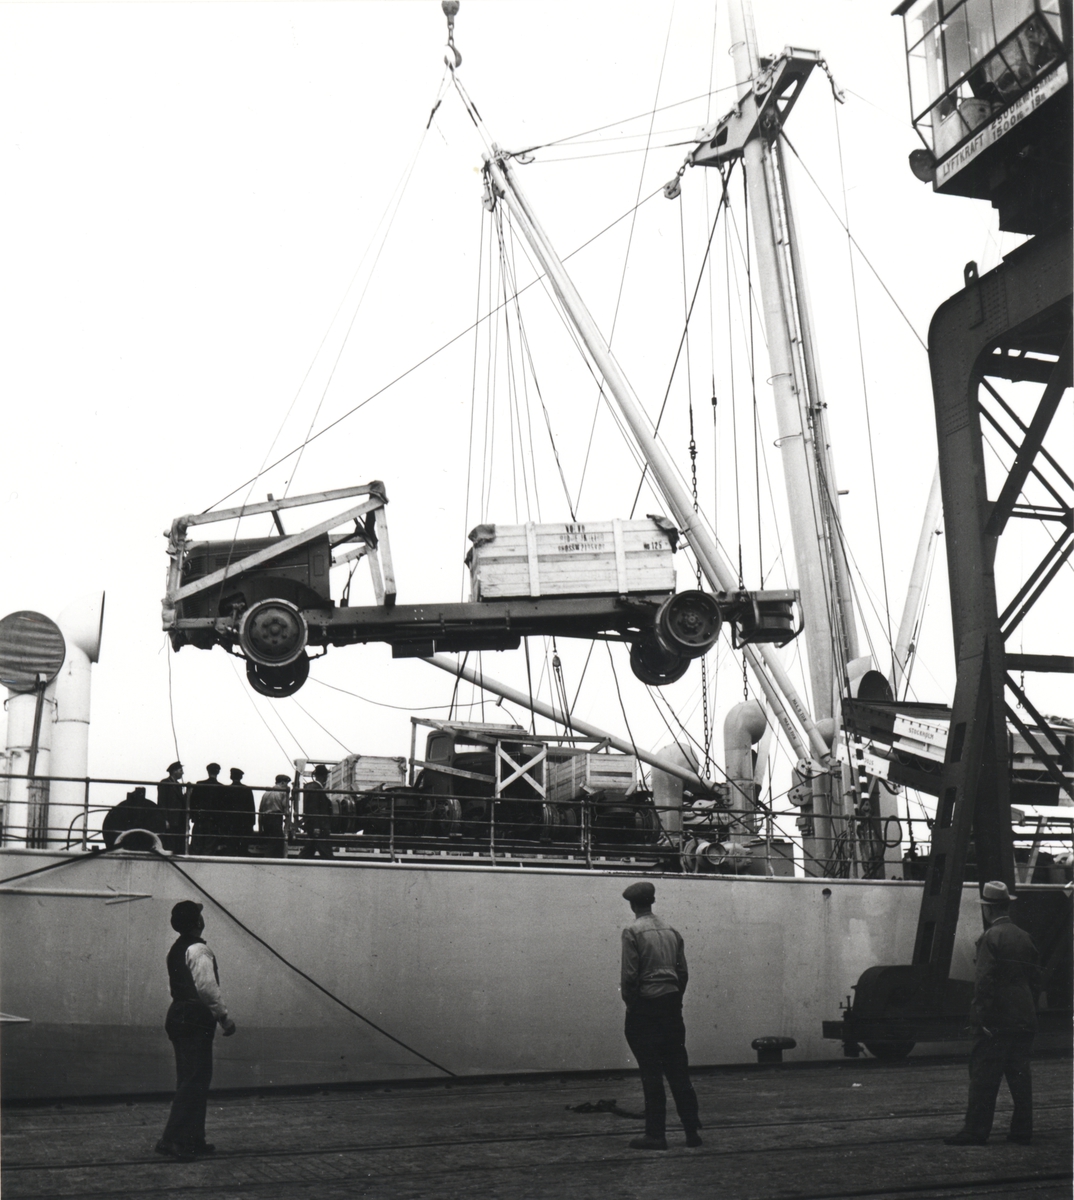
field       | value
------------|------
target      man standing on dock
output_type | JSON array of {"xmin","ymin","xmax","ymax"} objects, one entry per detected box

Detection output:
[
  {"xmin": 157, "ymin": 900, "xmax": 236, "ymax": 1161},
  {"xmin": 620, "ymin": 881, "xmax": 701, "ymax": 1151},
  {"xmin": 945, "ymin": 880, "xmax": 1041, "ymax": 1146}
]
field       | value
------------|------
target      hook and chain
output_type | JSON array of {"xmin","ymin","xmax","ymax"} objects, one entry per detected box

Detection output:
[{"xmin": 442, "ymin": 1, "xmax": 462, "ymax": 69}]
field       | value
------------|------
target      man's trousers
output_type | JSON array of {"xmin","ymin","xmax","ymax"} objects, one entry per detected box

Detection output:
[
  {"xmin": 624, "ymin": 993, "xmax": 700, "ymax": 1138},
  {"xmin": 161, "ymin": 1032, "xmax": 214, "ymax": 1150},
  {"xmin": 962, "ymin": 1030, "xmax": 1033, "ymax": 1140}
]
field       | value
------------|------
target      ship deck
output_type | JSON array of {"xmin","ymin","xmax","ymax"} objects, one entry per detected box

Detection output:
[{"xmin": 3, "ymin": 1053, "xmax": 1071, "ymax": 1200}]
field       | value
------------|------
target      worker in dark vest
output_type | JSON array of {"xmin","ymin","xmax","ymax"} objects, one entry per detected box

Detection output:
[
  {"xmin": 157, "ymin": 900, "xmax": 236, "ymax": 1161},
  {"xmin": 946, "ymin": 880, "xmax": 1042, "ymax": 1145},
  {"xmin": 157, "ymin": 762, "xmax": 188, "ymax": 853},
  {"xmin": 222, "ymin": 767, "xmax": 256, "ymax": 856},
  {"xmin": 188, "ymin": 764, "xmax": 224, "ymax": 855},
  {"xmin": 620, "ymin": 881, "xmax": 701, "ymax": 1150},
  {"xmin": 299, "ymin": 764, "xmax": 334, "ymax": 859},
  {"xmin": 102, "ymin": 788, "xmax": 168, "ymax": 850}
]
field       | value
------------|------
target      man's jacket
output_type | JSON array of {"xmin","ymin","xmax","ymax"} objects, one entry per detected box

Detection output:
[{"xmin": 970, "ymin": 916, "xmax": 1041, "ymax": 1033}]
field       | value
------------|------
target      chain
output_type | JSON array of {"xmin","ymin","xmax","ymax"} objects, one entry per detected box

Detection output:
[{"xmin": 687, "ymin": 397, "xmax": 712, "ymax": 772}]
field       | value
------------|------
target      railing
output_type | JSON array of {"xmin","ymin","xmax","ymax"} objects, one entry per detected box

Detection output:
[{"xmin": 1, "ymin": 772, "xmax": 1071, "ymax": 882}]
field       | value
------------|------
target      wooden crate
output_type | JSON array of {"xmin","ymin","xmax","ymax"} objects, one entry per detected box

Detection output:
[
  {"xmin": 328, "ymin": 754, "xmax": 407, "ymax": 795},
  {"xmin": 466, "ymin": 518, "xmax": 676, "ymax": 600},
  {"xmin": 547, "ymin": 752, "xmax": 638, "ymax": 804}
]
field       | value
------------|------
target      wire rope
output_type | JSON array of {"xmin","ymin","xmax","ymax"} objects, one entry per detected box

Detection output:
[
  {"xmin": 203, "ymin": 191, "xmax": 666, "ymax": 515},
  {"xmin": 829, "ymin": 106, "xmax": 894, "ymax": 671},
  {"xmin": 156, "ymin": 853, "xmax": 455, "ymax": 1077}
]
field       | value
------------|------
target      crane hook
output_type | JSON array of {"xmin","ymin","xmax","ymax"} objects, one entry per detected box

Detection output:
[{"xmin": 442, "ymin": 0, "xmax": 463, "ymax": 69}]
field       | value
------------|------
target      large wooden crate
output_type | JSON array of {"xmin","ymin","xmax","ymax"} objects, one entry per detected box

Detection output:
[
  {"xmin": 547, "ymin": 752, "xmax": 638, "ymax": 804},
  {"xmin": 466, "ymin": 518, "xmax": 676, "ymax": 600},
  {"xmin": 328, "ymin": 754, "xmax": 407, "ymax": 795}
]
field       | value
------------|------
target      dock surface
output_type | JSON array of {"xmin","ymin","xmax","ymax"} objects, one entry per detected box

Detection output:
[{"xmin": 4, "ymin": 1055, "xmax": 1071, "ymax": 1200}]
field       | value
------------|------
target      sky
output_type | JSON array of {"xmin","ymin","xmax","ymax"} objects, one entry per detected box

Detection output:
[{"xmin": 0, "ymin": 1, "xmax": 1066, "ymax": 835}]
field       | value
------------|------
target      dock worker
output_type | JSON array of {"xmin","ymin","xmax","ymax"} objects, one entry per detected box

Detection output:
[
  {"xmin": 157, "ymin": 762, "xmax": 188, "ymax": 853},
  {"xmin": 259, "ymin": 774, "xmax": 291, "ymax": 858},
  {"xmin": 188, "ymin": 764, "xmax": 224, "ymax": 855},
  {"xmin": 620, "ymin": 881, "xmax": 702, "ymax": 1150},
  {"xmin": 945, "ymin": 880, "xmax": 1042, "ymax": 1146},
  {"xmin": 299, "ymin": 764, "xmax": 334, "ymax": 859},
  {"xmin": 157, "ymin": 900, "xmax": 236, "ymax": 1161},
  {"xmin": 102, "ymin": 788, "xmax": 169, "ymax": 850},
  {"xmin": 223, "ymin": 767, "xmax": 256, "ymax": 856}
]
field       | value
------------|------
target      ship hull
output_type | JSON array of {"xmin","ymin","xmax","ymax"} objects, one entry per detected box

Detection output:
[{"xmin": 1, "ymin": 848, "xmax": 985, "ymax": 1100}]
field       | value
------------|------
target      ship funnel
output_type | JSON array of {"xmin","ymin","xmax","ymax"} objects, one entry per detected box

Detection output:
[
  {"xmin": 49, "ymin": 593, "xmax": 106, "ymax": 847},
  {"xmin": 58, "ymin": 593, "xmax": 105, "ymax": 663},
  {"xmin": 724, "ymin": 700, "xmax": 767, "ymax": 834}
]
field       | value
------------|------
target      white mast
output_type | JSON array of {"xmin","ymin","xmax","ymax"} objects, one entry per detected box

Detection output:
[{"xmin": 726, "ymin": 0, "xmax": 859, "ymax": 724}]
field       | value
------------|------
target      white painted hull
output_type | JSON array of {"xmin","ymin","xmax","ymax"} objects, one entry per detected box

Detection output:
[{"xmin": 0, "ymin": 848, "xmax": 983, "ymax": 1100}]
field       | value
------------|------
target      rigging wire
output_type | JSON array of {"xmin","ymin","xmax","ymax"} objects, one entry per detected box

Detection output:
[
  {"xmin": 228, "ymin": 657, "xmax": 304, "ymax": 763},
  {"xmin": 780, "ymin": 133, "xmax": 927, "ymax": 352},
  {"xmin": 627, "ymin": 163, "xmax": 736, "ymax": 519},
  {"xmin": 203, "ymin": 190, "xmax": 667, "ymax": 515},
  {"xmin": 461, "ymin": 202, "xmax": 487, "ymax": 594},
  {"xmin": 573, "ymin": 8, "xmax": 677, "ymax": 515},
  {"xmin": 157, "ymin": 854, "xmax": 456, "ymax": 1077},
  {"xmin": 308, "ymin": 675, "xmax": 483, "ymax": 713},
  {"xmin": 164, "ymin": 638, "xmax": 181, "ymax": 763},
  {"xmin": 289, "ymin": 698, "xmax": 354, "ymax": 756},
  {"xmin": 829, "ymin": 103, "xmax": 894, "ymax": 672}
]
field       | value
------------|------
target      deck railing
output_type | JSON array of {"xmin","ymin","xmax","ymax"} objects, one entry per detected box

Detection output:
[{"xmin": 1, "ymin": 771, "xmax": 1072, "ymax": 883}]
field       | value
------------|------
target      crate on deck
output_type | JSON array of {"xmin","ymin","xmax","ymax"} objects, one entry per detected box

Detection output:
[
  {"xmin": 547, "ymin": 752, "xmax": 638, "ymax": 804},
  {"xmin": 466, "ymin": 518, "xmax": 677, "ymax": 601},
  {"xmin": 327, "ymin": 755, "xmax": 408, "ymax": 795}
]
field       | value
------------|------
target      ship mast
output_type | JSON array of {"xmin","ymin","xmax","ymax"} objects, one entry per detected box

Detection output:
[{"xmin": 482, "ymin": 155, "xmax": 830, "ymax": 766}]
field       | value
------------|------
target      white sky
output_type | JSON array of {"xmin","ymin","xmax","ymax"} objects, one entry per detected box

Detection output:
[{"xmin": 0, "ymin": 1, "xmax": 1066, "ymax": 821}]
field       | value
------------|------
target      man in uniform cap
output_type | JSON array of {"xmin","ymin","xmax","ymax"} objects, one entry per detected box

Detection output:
[
  {"xmin": 945, "ymin": 880, "xmax": 1041, "ymax": 1145},
  {"xmin": 157, "ymin": 762, "xmax": 188, "ymax": 854},
  {"xmin": 188, "ymin": 764, "xmax": 224, "ymax": 855},
  {"xmin": 299, "ymin": 763, "xmax": 334, "ymax": 859},
  {"xmin": 157, "ymin": 900, "xmax": 236, "ymax": 1161},
  {"xmin": 620, "ymin": 881, "xmax": 701, "ymax": 1150}
]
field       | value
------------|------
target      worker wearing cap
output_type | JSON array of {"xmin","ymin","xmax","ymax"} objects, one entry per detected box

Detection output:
[
  {"xmin": 259, "ymin": 774, "xmax": 291, "ymax": 858},
  {"xmin": 157, "ymin": 900, "xmax": 236, "ymax": 1161},
  {"xmin": 945, "ymin": 880, "xmax": 1042, "ymax": 1146},
  {"xmin": 620, "ymin": 881, "xmax": 701, "ymax": 1150},
  {"xmin": 189, "ymin": 764, "xmax": 224, "ymax": 856},
  {"xmin": 157, "ymin": 762, "xmax": 188, "ymax": 854},
  {"xmin": 299, "ymin": 764, "xmax": 334, "ymax": 859}
]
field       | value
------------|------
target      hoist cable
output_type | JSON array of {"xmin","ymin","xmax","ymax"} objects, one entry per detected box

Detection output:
[
  {"xmin": 627, "ymin": 164, "xmax": 736, "ymax": 519},
  {"xmin": 203, "ymin": 189, "xmax": 667, "ymax": 515},
  {"xmin": 830, "ymin": 105, "xmax": 894, "ymax": 669},
  {"xmin": 289, "ymin": 698, "xmax": 354, "ymax": 756}
]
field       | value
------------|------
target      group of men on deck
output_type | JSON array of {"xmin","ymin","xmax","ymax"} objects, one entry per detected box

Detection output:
[{"xmin": 153, "ymin": 761, "xmax": 329, "ymax": 858}]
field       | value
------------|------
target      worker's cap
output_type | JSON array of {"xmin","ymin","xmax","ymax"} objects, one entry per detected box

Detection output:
[
  {"xmin": 170, "ymin": 900, "xmax": 203, "ymax": 932},
  {"xmin": 230, "ymin": 767, "xmax": 244, "ymax": 779},
  {"xmin": 275, "ymin": 773, "xmax": 291, "ymax": 783},
  {"xmin": 313, "ymin": 764, "xmax": 329, "ymax": 779},
  {"xmin": 622, "ymin": 881, "xmax": 655, "ymax": 905},
  {"xmin": 167, "ymin": 761, "xmax": 182, "ymax": 773},
  {"xmin": 980, "ymin": 880, "xmax": 1013, "ymax": 904},
  {"xmin": 126, "ymin": 787, "xmax": 147, "ymax": 801},
  {"xmin": 207, "ymin": 762, "xmax": 221, "ymax": 773}
]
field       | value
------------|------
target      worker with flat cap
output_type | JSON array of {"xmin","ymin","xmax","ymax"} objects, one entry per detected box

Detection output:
[
  {"xmin": 620, "ymin": 880, "xmax": 701, "ymax": 1150},
  {"xmin": 945, "ymin": 880, "xmax": 1042, "ymax": 1146},
  {"xmin": 157, "ymin": 900, "xmax": 236, "ymax": 1161}
]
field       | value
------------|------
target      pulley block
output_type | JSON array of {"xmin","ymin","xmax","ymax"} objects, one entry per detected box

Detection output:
[
  {"xmin": 629, "ymin": 635, "xmax": 690, "ymax": 686},
  {"xmin": 239, "ymin": 598, "xmax": 309, "ymax": 667},
  {"xmin": 245, "ymin": 652, "xmax": 311, "ymax": 698},
  {"xmin": 655, "ymin": 590, "xmax": 721, "ymax": 657}
]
